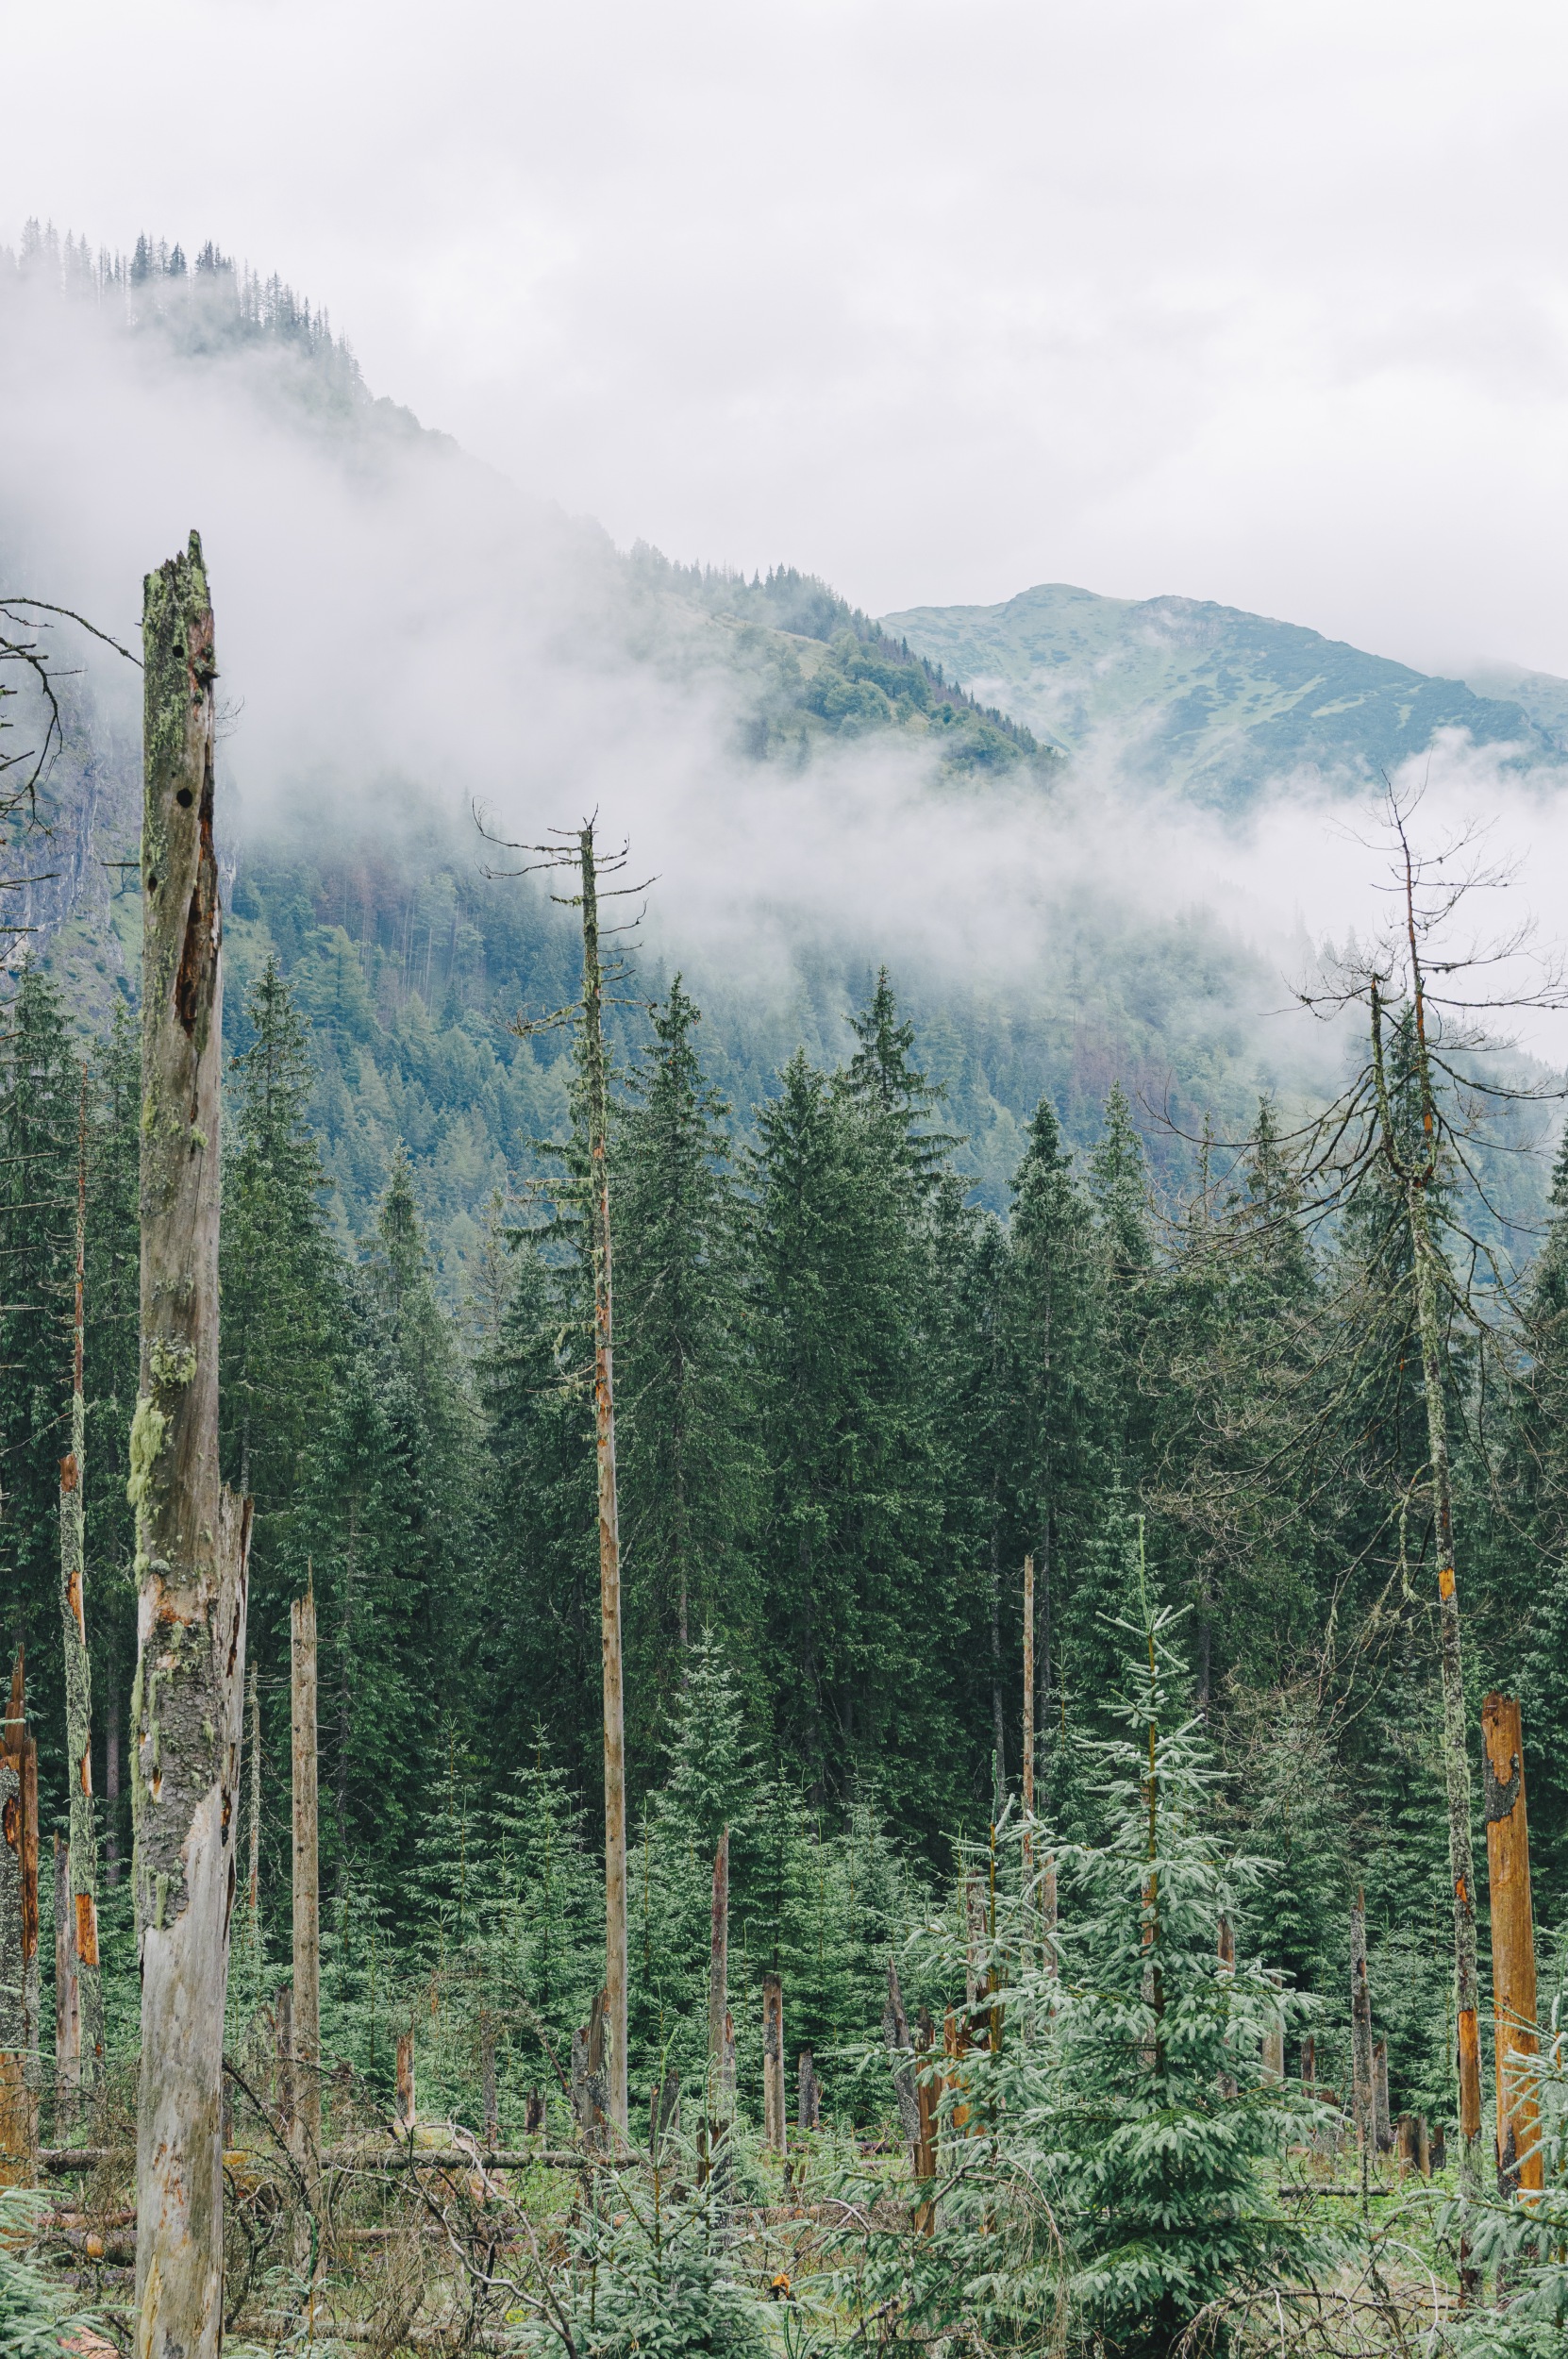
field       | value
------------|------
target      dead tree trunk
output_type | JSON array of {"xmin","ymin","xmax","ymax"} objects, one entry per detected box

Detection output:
[
  {"xmin": 292, "ymin": 1582, "xmax": 320, "ymax": 2166},
  {"xmin": 393, "ymin": 2021, "xmax": 413, "ymax": 2131},
  {"xmin": 480, "ymin": 2011, "xmax": 498, "ymax": 2149},
  {"xmin": 708, "ymin": 1827, "xmax": 730, "ymax": 2122},
  {"xmin": 763, "ymin": 1974, "xmax": 786, "ymax": 2154},
  {"xmin": 105, "ymin": 1669, "xmax": 121, "ymax": 1889},
  {"xmin": 797, "ymin": 2046, "xmax": 820, "ymax": 2133},
  {"xmin": 882, "ymin": 1958, "xmax": 918, "ymax": 2146},
  {"xmin": 1373, "ymin": 2038, "xmax": 1392, "ymax": 2152},
  {"xmin": 246, "ymin": 1660, "xmax": 261, "ymax": 1989},
  {"xmin": 1350, "ymin": 1891, "xmax": 1375, "ymax": 2158},
  {"xmin": 0, "ymin": 1650, "xmax": 40, "ymax": 2183},
  {"xmin": 1022, "ymin": 1552, "xmax": 1036, "ymax": 1956},
  {"xmin": 577, "ymin": 825, "xmax": 628, "ymax": 2140},
  {"xmin": 58, "ymin": 1072, "xmax": 103, "ymax": 2094},
  {"xmin": 1483, "ymin": 1691, "xmax": 1543, "ymax": 2196},
  {"xmin": 130, "ymin": 535, "xmax": 251, "ymax": 2359},
  {"xmin": 54, "ymin": 1836, "xmax": 79, "ymax": 2125},
  {"xmin": 912, "ymin": 2012, "xmax": 938, "ymax": 2234}
]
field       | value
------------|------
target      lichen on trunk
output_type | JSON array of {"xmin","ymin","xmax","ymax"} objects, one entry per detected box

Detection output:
[{"xmin": 130, "ymin": 533, "xmax": 252, "ymax": 2359}]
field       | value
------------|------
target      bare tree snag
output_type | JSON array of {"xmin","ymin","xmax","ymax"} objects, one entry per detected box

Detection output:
[
  {"xmin": 578, "ymin": 826, "xmax": 628, "ymax": 2140},
  {"xmin": 912, "ymin": 2012, "xmax": 938, "ymax": 2234},
  {"xmin": 292, "ymin": 1581, "xmax": 320, "ymax": 2167},
  {"xmin": 1350, "ymin": 1892, "xmax": 1375, "ymax": 2158},
  {"xmin": 54, "ymin": 1836, "xmax": 80, "ymax": 2125},
  {"xmin": 881, "ymin": 1958, "xmax": 918, "ymax": 2146},
  {"xmin": 796, "ymin": 2046, "xmax": 820, "ymax": 2133},
  {"xmin": 1300, "ymin": 2033, "xmax": 1316, "ymax": 2092},
  {"xmin": 1261, "ymin": 1974, "xmax": 1284, "ymax": 2086},
  {"xmin": 58, "ymin": 1070, "xmax": 103, "ymax": 2095},
  {"xmin": 762, "ymin": 1974, "xmax": 786, "ymax": 2154},
  {"xmin": 130, "ymin": 535, "xmax": 251, "ymax": 2359},
  {"xmin": 1373, "ymin": 2038, "xmax": 1392, "ymax": 2152},
  {"xmin": 0, "ymin": 1649, "xmax": 40, "ymax": 2184},
  {"xmin": 393, "ymin": 2022, "xmax": 413, "ymax": 2132},
  {"xmin": 1483, "ymin": 1692, "xmax": 1543, "ymax": 2197},
  {"xmin": 708, "ymin": 1828, "xmax": 729, "ymax": 2121},
  {"xmin": 480, "ymin": 2010, "xmax": 498, "ymax": 2149},
  {"xmin": 246, "ymin": 1661, "xmax": 260, "ymax": 1981}
]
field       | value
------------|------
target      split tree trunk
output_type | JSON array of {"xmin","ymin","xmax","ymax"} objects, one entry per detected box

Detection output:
[
  {"xmin": 130, "ymin": 535, "xmax": 251, "ymax": 2359},
  {"xmin": 762, "ymin": 1974, "xmax": 785, "ymax": 2153},
  {"xmin": 578, "ymin": 825, "xmax": 628, "ymax": 2140},
  {"xmin": 292, "ymin": 1583, "xmax": 320, "ymax": 2166},
  {"xmin": 1483, "ymin": 1691, "xmax": 1543, "ymax": 2196},
  {"xmin": 58, "ymin": 1072, "xmax": 104, "ymax": 2093}
]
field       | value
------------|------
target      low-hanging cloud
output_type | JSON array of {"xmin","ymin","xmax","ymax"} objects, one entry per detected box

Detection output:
[{"xmin": 4, "ymin": 261, "xmax": 1566, "ymax": 1135}]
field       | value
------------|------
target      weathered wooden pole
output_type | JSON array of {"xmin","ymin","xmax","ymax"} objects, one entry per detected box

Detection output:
[
  {"xmin": 763, "ymin": 1973, "xmax": 786, "ymax": 2154},
  {"xmin": 0, "ymin": 1649, "xmax": 40, "ymax": 2184},
  {"xmin": 1482, "ymin": 1692, "xmax": 1543, "ymax": 2196},
  {"xmin": 1350, "ymin": 1891, "xmax": 1375, "ymax": 2157},
  {"xmin": 577, "ymin": 824, "xmax": 628, "ymax": 2140},
  {"xmin": 58, "ymin": 1068, "xmax": 104, "ymax": 2094},
  {"xmin": 708, "ymin": 1826, "xmax": 730, "ymax": 2121},
  {"xmin": 130, "ymin": 534, "xmax": 251, "ymax": 2359},
  {"xmin": 292, "ymin": 1581, "xmax": 320, "ymax": 2165},
  {"xmin": 54, "ymin": 1836, "xmax": 80, "ymax": 2123}
]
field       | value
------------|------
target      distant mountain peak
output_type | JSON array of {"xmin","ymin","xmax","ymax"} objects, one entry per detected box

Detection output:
[{"xmin": 882, "ymin": 579, "xmax": 1561, "ymax": 802}]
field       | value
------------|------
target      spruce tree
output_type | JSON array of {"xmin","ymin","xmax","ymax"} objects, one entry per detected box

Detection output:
[{"xmin": 616, "ymin": 979, "xmax": 755, "ymax": 1754}]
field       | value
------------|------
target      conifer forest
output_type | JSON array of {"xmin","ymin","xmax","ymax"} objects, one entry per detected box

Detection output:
[{"xmin": 9, "ymin": 269, "xmax": 1568, "ymax": 2359}]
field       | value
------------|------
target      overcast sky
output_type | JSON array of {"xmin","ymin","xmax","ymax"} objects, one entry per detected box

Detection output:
[{"xmin": 9, "ymin": 0, "xmax": 1568, "ymax": 673}]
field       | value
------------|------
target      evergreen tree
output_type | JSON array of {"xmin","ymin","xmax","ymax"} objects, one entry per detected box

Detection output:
[{"xmin": 616, "ymin": 979, "xmax": 755, "ymax": 1759}]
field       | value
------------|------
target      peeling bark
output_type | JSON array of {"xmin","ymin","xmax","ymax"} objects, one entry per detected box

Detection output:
[{"xmin": 131, "ymin": 537, "xmax": 251, "ymax": 2359}]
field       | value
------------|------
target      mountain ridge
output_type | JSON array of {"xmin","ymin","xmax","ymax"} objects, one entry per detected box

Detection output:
[{"xmin": 881, "ymin": 579, "xmax": 1565, "ymax": 805}]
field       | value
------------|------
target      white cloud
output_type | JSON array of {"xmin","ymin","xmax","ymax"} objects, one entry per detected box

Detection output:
[{"xmin": 6, "ymin": 0, "xmax": 1568, "ymax": 673}]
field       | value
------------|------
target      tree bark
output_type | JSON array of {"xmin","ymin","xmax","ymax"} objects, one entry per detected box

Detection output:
[
  {"xmin": 1483, "ymin": 1691, "xmax": 1543, "ymax": 2196},
  {"xmin": 762, "ymin": 1973, "xmax": 786, "ymax": 2154},
  {"xmin": 881, "ymin": 1958, "xmax": 918, "ymax": 2144},
  {"xmin": 246, "ymin": 1660, "xmax": 260, "ymax": 1989},
  {"xmin": 131, "ymin": 535, "xmax": 251, "ymax": 2359},
  {"xmin": 292, "ymin": 1583, "xmax": 320, "ymax": 2167},
  {"xmin": 58, "ymin": 1071, "xmax": 104, "ymax": 2094},
  {"xmin": 577, "ymin": 826, "xmax": 627, "ymax": 2140},
  {"xmin": 105, "ymin": 1667, "xmax": 121, "ymax": 1889},
  {"xmin": 1373, "ymin": 2038, "xmax": 1392, "ymax": 2152},
  {"xmin": 480, "ymin": 2011, "xmax": 498, "ymax": 2149},
  {"xmin": 796, "ymin": 2046, "xmax": 820, "ymax": 2133},
  {"xmin": 54, "ymin": 1836, "xmax": 79, "ymax": 2126},
  {"xmin": 394, "ymin": 2023, "xmax": 414, "ymax": 2132},
  {"xmin": 0, "ymin": 1649, "xmax": 40, "ymax": 2184}
]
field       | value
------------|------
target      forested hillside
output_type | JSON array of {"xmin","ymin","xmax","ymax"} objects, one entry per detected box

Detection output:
[{"xmin": 8, "ymin": 226, "xmax": 1568, "ymax": 2358}]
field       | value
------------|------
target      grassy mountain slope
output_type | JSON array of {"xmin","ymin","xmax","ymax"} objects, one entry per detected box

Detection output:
[{"xmin": 882, "ymin": 582, "xmax": 1559, "ymax": 803}]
